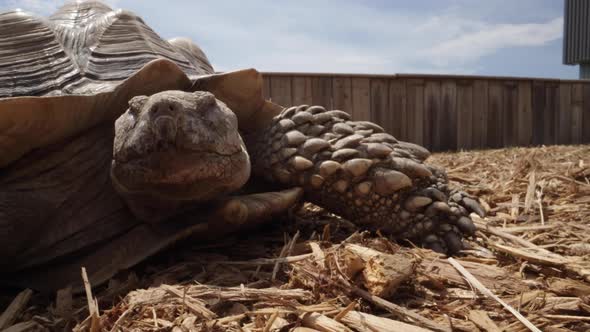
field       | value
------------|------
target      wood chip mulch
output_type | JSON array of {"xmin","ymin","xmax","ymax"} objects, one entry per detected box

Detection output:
[{"xmin": 2, "ymin": 144, "xmax": 589, "ymax": 332}]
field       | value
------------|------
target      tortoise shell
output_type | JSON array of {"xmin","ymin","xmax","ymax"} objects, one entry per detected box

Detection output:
[{"xmin": 0, "ymin": 0, "xmax": 274, "ymax": 168}]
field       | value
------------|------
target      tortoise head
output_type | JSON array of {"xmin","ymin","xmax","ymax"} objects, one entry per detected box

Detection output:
[{"xmin": 111, "ymin": 90, "xmax": 250, "ymax": 222}]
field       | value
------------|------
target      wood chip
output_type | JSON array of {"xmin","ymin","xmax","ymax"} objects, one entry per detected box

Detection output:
[
  {"xmin": 81, "ymin": 267, "xmax": 100, "ymax": 332},
  {"xmin": 448, "ymin": 257, "xmax": 541, "ymax": 332},
  {"xmin": 338, "ymin": 276, "xmax": 451, "ymax": 332},
  {"xmin": 301, "ymin": 312, "xmax": 353, "ymax": 332},
  {"xmin": 344, "ymin": 243, "xmax": 417, "ymax": 298},
  {"xmin": 341, "ymin": 310, "xmax": 433, "ymax": 332},
  {"xmin": 468, "ymin": 310, "xmax": 503, "ymax": 332},
  {"xmin": 0, "ymin": 289, "xmax": 33, "ymax": 330},
  {"xmin": 161, "ymin": 285, "xmax": 216, "ymax": 319}
]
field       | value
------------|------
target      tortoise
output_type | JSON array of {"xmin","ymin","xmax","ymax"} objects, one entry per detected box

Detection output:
[{"xmin": 0, "ymin": 1, "xmax": 483, "ymax": 292}]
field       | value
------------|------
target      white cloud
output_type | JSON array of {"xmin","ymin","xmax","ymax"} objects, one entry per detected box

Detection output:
[{"xmin": 423, "ymin": 17, "xmax": 563, "ymax": 67}]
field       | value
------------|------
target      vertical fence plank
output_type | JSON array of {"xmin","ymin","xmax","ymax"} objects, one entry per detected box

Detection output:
[
  {"xmin": 571, "ymin": 83, "xmax": 584, "ymax": 144},
  {"xmin": 441, "ymin": 80, "xmax": 457, "ymax": 151},
  {"xmin": 389, "ymin": 78, "xmax": 406, "ymax": 139},
  {"xmin": 270, "ymin": 76, "xmax": 292, "ymax": 107},
  {"xmin": 262, "ymin": 76, "xmax": 271, "ymax": 100},
  {"xmin": 517, "ymin": 81, "xmax": 533, "ymax": 146},
  {"xmin": 370, "ymin": 78, "xmax": 391, "ymax": 135},
  {"xmin": 503, "ymin": 82, "xmax": 518, "ymax": 147},
  {"xmin": 583, "ymin": 85, "xmax": 590, "ymax": 143},
  {"xmin": 487, "ymin": 81, "xmax": 504, "ymax": 148},
  {"xmin": 405, "ymin": 79, "xmax": 421, "ymax": 144},
  {"xmin": 351, "ymin": 78, "xmax": 371, "ymax": 121},
  {"xmin": 457, "ymin": 81, "xmax": 474, "ymax": 150},
  {"xmin": 532, "ymin": 81, "xmax": 546, "ymax": 145},
  {"xmin": 311, "ymin": 77, "xmax": 333, "ymax": 109},
  {"xmin": 545, "ymin": 83, "xmax": 559, "ymax": 145},
  {"xmin": 332, "ymin": 77, "xmax": 353, "ymax": 113},
  {"xmin": 558, "ymin": 83, "xmax": 572, "ymax": 144},
  {"xmin": 292, "ymin": 76, "xmax": 313, "ymax": 105},
  {"xmin": 424, "ymin": 80, "xmax": 441, "ymax": 151},
  {"xmin": 472, "ymin": 80, "xmax": 488, "ymax": 149},
  {"xmin": 406, "ymin": 79, "xmax": 425, "ymax": 145}
]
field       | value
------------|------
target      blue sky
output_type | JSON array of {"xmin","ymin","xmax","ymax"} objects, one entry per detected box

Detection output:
[{"xmin": 0, "ymin": 0, "xmax": 579, "ymax": 78}]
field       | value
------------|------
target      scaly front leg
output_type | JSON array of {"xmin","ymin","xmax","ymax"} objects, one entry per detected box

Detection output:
[{"xmin": 246, "ymin": 105, "xmax": 484, "ymax": 254}]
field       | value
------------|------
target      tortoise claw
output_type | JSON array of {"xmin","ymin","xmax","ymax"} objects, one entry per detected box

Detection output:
[
  {"xmin": 450, "ymin": 190, "xmax": 486, "ymax": 217},
  {"xmin": 457, "ymin": 216, "xmax": 477, "ymax": 235},
  {"xmin": 443, "ymin": 230, "xmax": 464, "ymax": 254},
  {"xmin": 462, "ymin": 196, "xmax": 486, "ymax": 217},
  {"xmin": 423, "ymin": 239, "xmax": 445, "ymax": 254},
  {"xmin": 420, "ymin": 224, "xmax": 465, "ymax": 255}
]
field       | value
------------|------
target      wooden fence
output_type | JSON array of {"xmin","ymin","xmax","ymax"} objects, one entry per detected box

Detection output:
[{"xmin": 261, "ymin": 73, "xmax": 590, "ymax": 152}]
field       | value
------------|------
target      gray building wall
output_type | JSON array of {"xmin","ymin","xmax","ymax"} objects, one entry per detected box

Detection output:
[{"xmin": 563, "ymin": 0, "xmax": 590, "ymax": 78}]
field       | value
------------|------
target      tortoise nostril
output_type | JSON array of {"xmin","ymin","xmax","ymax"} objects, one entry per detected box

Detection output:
[
  {"xmin": 154, "ymin": 115, "xmax": 177, "ymax": 142},
  {"xmin": 150, "ymin": 102, "xmax": 177, "ymax": 119}
]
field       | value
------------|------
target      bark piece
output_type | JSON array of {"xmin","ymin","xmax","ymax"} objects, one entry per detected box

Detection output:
[{"xmin": 343, "ymin": 244, "xmax": 417, "ymax": 298}]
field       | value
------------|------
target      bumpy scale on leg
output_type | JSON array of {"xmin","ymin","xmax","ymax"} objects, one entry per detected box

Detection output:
[{"xmin": 246, "ymin": 105, "xmax": 484, "ymax": 254}]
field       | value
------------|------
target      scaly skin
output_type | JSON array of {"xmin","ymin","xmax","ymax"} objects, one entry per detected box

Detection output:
[{"xmin": 246, "ymin": 105, "xmax": 484, "ymax": 254}]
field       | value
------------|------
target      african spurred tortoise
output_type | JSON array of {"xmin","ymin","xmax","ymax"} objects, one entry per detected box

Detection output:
[{"xmin": 0, "ymin": 1, "xmax": 482, "ymax": 291}]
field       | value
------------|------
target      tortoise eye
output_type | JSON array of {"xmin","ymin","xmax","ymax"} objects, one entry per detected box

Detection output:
[{"xmin": 128, "ymin": 95, "xmax": 149, "ymax": 115}]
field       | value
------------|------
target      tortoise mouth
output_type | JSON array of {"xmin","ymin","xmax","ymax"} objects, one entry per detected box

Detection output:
[
  {"xmin": 111, "ymin": 147, "xmax": 250, "ymax": 201},
  {"xmin": 115, "ymin": 142, "xmax": 242, "ymax": 165}
]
